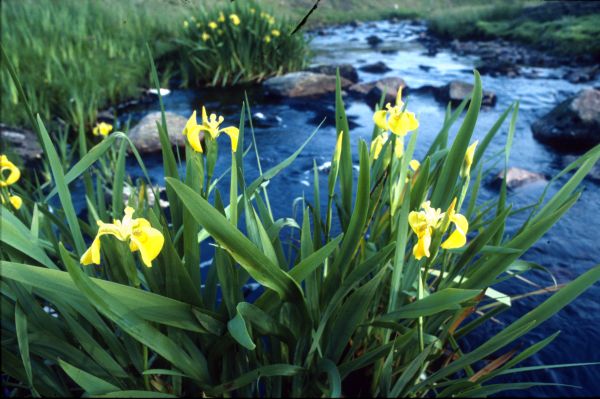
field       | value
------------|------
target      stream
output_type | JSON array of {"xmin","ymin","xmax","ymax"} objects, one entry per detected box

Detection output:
[{"xmin": 77, "ymin": 20, "xmax": 599, "ymax": 396}]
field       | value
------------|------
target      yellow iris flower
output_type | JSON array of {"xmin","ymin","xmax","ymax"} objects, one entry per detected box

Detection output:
[
  {"xmin": 0, "ymin": 155, "xmax": 20, "ymax": 187},
  {"xmin": 208, "ymin": 21, "xmax": 218, "ymax": 30},
  {"xmin": 81, "ymin": 206, "xmax": 164, "ymax": 267},
  {"xmin": 271, "ymin": 29, "xmax": 281, "ymax": 37},
  {"xmin": 218, "ymin": 12, "xmax": 225, "ymax": 22},
  {"xmin": 461, "ymin": 140, "xmax": 479, "ymax": 178},
  {"xmin": 1, "ymin": 194, "xmax": 22, "ymax": 209},
  {"xmin": 93, "ymin": 122, "xmax": 113, "ymax": 137},
  {"xmin": 264, "ymin": 35, "xmax": 271, "ymax": 43},
  {"xmin": 370, "ymin": 132, "xmax": 389, "ymax": 160},
  {"xmin": 409, "ymin": 159, "xmax": 420, "ymax": 171},
  {"xmin": 373, "ymin": 87, "xmax": 419, "ymax": 136},
  {"xmin": 334, "ymin": 131, "xmax": 344, "ymax": 163},
  {"xmin": 229, "ymin": 14, "xmax": 241, "ymax": 25},
  {"xmin": 201, "ymin": 32, "xmax": 210, "ymax": 42},
  {"xmin": 182, "ymin": 107, "xmax": 239, "ymax": 153},
  {"xmin": 183, "ymin": 20, "xmax": 189, "ymax": 28},
  {"xmin": 370, "ymin": 134, "xmax": 407, "ymax": 161},
  {"xmin": 408, "ymin": 199, "xmax": 468, "ymax": 260}
]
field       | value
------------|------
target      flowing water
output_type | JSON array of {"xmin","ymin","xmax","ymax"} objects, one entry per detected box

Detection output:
[{"xmin": 78, "ymin": 20, "xmax": 599, "ymax": 396}]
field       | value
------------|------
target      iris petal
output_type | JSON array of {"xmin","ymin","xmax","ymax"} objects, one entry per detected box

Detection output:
[
  {"xmin": 373, "ymin": 110, "xmax": 388, "ymax": 131},
  {"xmin": 220, "ymin": 126, "xmax": 240, "ymax": 152}
]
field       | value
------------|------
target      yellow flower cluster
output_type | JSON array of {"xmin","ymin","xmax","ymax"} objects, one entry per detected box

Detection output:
[
  {"xmin": 408, "ymin": 199, "xmax": 468, "ymax": 260},
  {"xmin": 81, "ymin": 207, "xmax": 164, "ymax": 267},
  {"xmin": 0, "ymin": 154, "xmax": 22, "ymax": 209},
  {"xmin": 93, "ymin": 122, "xmax": 113, "ymax": 137},
  {"xmin": 182, "ymin": 106, "xmax": 239, "ymax": 153}
]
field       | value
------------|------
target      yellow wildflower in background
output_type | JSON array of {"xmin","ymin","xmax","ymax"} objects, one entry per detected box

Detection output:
[
  {"xmin": 208, "ymin": 21, "xmax": 218, "ymax": 30},
  {"xmin": 81, "ymin": 206, "xmax": 164, "ymax": 267},
  {"xmin": 218, "ymin": 12, "xmax": 225, "ymax": 22},
  {"xmin": 183, "ymin": 20, "xmax": 189, "ymax": 28},
  {"xmin": 408, "ymin": 198, "xmax": 468, "ymax": 260},
  {"xmin": 93, "ymin": 122, "xmax": 113, "ymax": 137},
  {"xmin": 271, "ymin": 29, "xmax": 281, "ymax": 37},
  {"xmin": 201, "ymin": 32, "xmax": 210, "ymax": 42},
  {"xmin": 373, "ymin": 87, "xmax": 419, "ymax": 136},
  {"xmin": 461, "ymin": 140, "xmax": 478, "ymax": 178},
  {"xmin": 229, "ymin": 14, "xmax": 240, "ymax": 26},
  {"xmin": 0, "ymin": 155, "xmax": 20, "ymax": 186},
  {"xmin": 264, "ymin": 35, "xmax": 271, "ymax": 43}
]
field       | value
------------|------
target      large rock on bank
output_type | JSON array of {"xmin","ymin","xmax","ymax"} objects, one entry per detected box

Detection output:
[
  {"xmin": 263, "ymin": 72, "xmax": 352, "ymax": 98},
  {"xmin": 435, "ymin": 80, "xmax": 497, "ymax": 107},
  {"xmin": 0, "ymin": 124, "xmax": 43, "ymax": 162},
  {"xmin": 128, "ymin": 112, "xmax": 190, "ymax": 153},
  {"xmin": 496, "ymin": 167, "xmax": 546, "ymax": 189},
  {"xmin": 532, "ymin": 88, "xmax": 600, "ymax": 151}
]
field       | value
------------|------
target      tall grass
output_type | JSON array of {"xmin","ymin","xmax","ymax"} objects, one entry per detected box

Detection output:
[
  {"xmin": 0, "ymin": 0, "xmax": 186, "ymax": 130},
  {"xmin": 2, "ymin": 46, "xmax": 600, "ymax": 396}
]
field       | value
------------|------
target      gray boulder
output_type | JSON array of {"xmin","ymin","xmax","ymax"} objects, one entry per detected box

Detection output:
[
  {"xmin": 307, "ymin": 64, "xmax": 359, "ymax": 83},
  {"xmin": 497, "ymin": 167, "xmax": 546, "ymax": 189},
  {"xmin": 263, "ymin": 72, "xmax": 352, "ymax": 98},
  {"xmin": 435, "ymin": 80, "xmax": 496, "ymax": 107},
  {"xmin": 128, "ymin": 112, "xmax": 190, "ymax": 153},
  {"xmin": 532, "ymin": 88, "xmax": 600, "ymax": 151},
  {"xmin": 0, "ymin": 124, "xmax": 43, "ymax": 162}
]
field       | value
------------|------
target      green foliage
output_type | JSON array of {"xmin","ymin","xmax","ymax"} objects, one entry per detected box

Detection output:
[
  {"xmin": 2, "ymin": 51, "xmax": 600, "ymax": 397},
  {"xmin": 177, "ymin": 1, "xmax": 309, "ymax": 86},
  {"xmin": 428, "ymin": 2, "xmax": 600, "ymax": 58}
]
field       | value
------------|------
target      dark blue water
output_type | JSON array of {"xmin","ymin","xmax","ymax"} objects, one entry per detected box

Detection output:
[{"xmin": 77, "ymin": 20, "xmax": 599, "ymax": 396}]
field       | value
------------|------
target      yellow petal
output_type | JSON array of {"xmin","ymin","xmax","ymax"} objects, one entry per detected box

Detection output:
[
  {"xmin": 409, "ymin": 159, "xmax": 420, "ymax": 171},
  {"xmin": 395, "ymin": 86, "xmax": 404, "ymax": 107},
  {"xmin": 81, "ymin": 236, "xmax": 102, "ymax": 265},
  {"xmin": 183, "ymin": 110, "xmax": 197, "ymax": 136},
  {"xmin": 97, "ymin": 220, "xmax": 127, "ymax": 241},
  {"xmin": 408, "ymin": 211, "xmax": 427, "ymax": 235},
  {"xmin": 371, "ymin": 135, "xmax": 384, "ymax": 160},
  {"xmin": 389, "ymin": 111, "xmax": 419, "ymax": 136},
  {"xmin": 465, "ymin": 140, "xmax": 478, "ymax": 168},
  {"xmin": 220, "ymin": 126, "xmax": 239, "ymax": 152},
  {"xmin": 201, "ymin": 106, "xmax": 209, "ymax": 126},
  {"xmin": 373, "ymin": 109, "xmax": 388, "ymax": 131},
  {"xmin": 394, "ymin": 136, "xmax": 403, "ymax": 159},
  {"xmin": 334, "ymin": 131, "xmax": 344, "ymax": 162},
  {"xmin": 186, "ymin": 125, "xmax": 204, "ymax": 153},
  {"xmin": 0, "ymin": 155, "xmax": 21, "ymax": 186},
  {"xmin": 441, "ymin": 213, "xmax": 469, "ymax": 249},
  {"xmin": 413, "ymin": 232, "xmax": 431, "ymax": 260},
  {"xmin": 9, "ymin": 195, "xmax": 22, "ymax": 209},
  {"xmin": 441, "ymin": 229, "xmax": 466, "ymax": 249},
  {"xmin": 462, "ymin": 140, "xmax": 479, "ymax": 177},
  {"xmin": 130, "ymin": 225, "xmax": 164, "ymax": 267}
]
